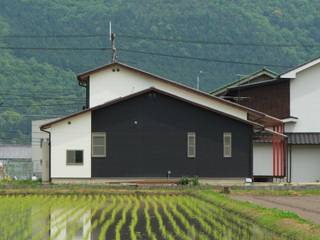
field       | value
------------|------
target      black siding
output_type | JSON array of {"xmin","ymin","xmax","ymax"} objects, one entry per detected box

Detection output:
[{"xmin": 92, "ymin": 90, "xmax": 253, "ymax": 178}]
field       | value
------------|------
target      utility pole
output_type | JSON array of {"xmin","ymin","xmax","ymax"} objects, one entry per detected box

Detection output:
[
  {"xmin": 109, "ymin": 21, "xmax": 117, "ymax": 63},
  {"xmin": 196, "ymin": 70, "xmax": 203, "ymax": 90}
]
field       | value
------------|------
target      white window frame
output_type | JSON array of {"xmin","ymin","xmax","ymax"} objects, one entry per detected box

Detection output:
[
  {"xmin": 187, "ymin": 132, "xmax": 196, "ymax": 158},
  {"xmin": 223, "ymin": 132, "xmax": 232, "ymax": 158},
  {"xmin": 66, "ymin": 150, "xmax": 84, "ymax": 165},
  {"xmin": 92, "ymin": 132, "xmax": 106, "ymax": 157}
]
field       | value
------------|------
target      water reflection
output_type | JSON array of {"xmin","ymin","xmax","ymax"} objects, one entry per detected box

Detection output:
[{"xmin": 50, "ymin": 208, "xmax": 91, "ymax": 240}]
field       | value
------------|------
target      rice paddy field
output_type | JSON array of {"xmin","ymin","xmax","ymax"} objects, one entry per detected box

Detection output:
[{"xmin": 0, "ymin": 190, "xmax": 283, "ymax": 240}]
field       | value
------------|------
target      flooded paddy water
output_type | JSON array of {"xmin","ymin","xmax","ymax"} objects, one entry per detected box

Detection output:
[{"xmin": 0, "ymin": 193, "xmax": 282, "ymax": 240}]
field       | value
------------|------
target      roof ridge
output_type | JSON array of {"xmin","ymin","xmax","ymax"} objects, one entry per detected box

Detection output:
[{"xmin": 211, "ymin": 68, "xmax": 278, "ymax": 95}]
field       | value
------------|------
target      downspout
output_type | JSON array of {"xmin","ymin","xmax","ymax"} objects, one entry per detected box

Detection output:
[
  {"xmin": 289, "ymin": 144, "xmax": 292, "ymax": 183},
  {"xmin": 40, "ymin": 128, "xmax": 51, "ymax": 183},
  {"xmin": 78, "ymin": 77, "xmax": 89, "ymax": 109},
  {"xmin": 250, "ymin": 128, "xmax": 253, "ymax": 179}
]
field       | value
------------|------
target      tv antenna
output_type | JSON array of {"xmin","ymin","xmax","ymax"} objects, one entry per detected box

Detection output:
[
  {"xmin": 109, "ymin": 21, "xmax": 117, "ymax": 63},
  {"xmin": 196, "ymin": 70, "xmax": 203, "ymax": 90}
]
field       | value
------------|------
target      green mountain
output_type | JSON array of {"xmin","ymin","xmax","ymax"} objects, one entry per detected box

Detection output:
[{"xmin": 0, "ymin": 0, "xmax": 319, "ymax": 143}]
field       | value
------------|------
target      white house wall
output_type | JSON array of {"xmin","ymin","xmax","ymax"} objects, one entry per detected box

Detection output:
[
  {"xmin": 291, "ymin": 145, "xmax": 320, "ymax": 182},
  {"xmin": 50, "ymin": 112, "xmax": 91, "ymax": 178},
  {"xmin": 89, "ymin": 66, "xmax": 248, "ymax": 120},
  {"xmin": 253, "ymin": 143, "xmax": 273, "ymax": 176},
  {"xmin": 288, "ymin": 63, "xmax": 320, "ymax": 132}
]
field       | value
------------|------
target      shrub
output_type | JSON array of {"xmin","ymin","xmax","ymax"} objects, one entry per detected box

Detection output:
[
  {"xmin": 191, "ymin": 176, "xmax": 199, "ymax": 186},
  {"xmin": 179, "ymin": 176, "xmax": 189, "ymax": 185},
  {"xmin": 179, "ymin": 176, "xmax": 199, "ymax": 186}
]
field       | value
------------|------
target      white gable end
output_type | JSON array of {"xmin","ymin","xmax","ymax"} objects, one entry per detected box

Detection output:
[
  {"xmin": 287, "ymin": 62, "xmax": 320, "ymax": 132},
  {"xmin": 50, "ymin": 112, "xmax": 91, "ymax": 178},
  {"xmin": 281, "ymin": 57, "xmax": 320, "ymax": 79},
  {"xmin": 89, "ymin": 65, "xmax": 248, "ymax": 120}
]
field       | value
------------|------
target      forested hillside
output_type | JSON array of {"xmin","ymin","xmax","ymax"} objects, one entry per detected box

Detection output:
[{"xmin": 0, "ymin": 0, "xmax": 320, "ymax": 143}]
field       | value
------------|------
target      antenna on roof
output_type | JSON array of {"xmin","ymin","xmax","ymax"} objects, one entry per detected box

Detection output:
[
  {"xmin": 196, "ymin": 70, "xmax": 203, "ymax": 90},
  {"xmin": 109, "ymin": 21, "xmax": 117, "ymax": 63}
]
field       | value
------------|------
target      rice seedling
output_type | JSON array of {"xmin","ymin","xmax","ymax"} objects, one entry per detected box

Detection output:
[
  {"xmin": 144, "ymin": 198, "xmax": 157, "ymax": 240},
  {"xmin": 150, "ymin": 196, "xmax": 175, "ymax": 240},
  {"xmin": 98, "ymin": 197, "xmax": 123, "ymax": 240},
  {"xmin": 0, "ymin": 191, "xmax": 282, "ymax": 240},
  {"xmin": 115, "ymin": 197, "xmax": 132, "ymax": 240},
  {"xmin": 83, "ymin": 195, "xmax": 116, "ymax": 240},
  {"xmin": 155, "ymin": 195, "xmax": 191, "ymax": 240},
  {"xmin": 129, "ymin": 196, "xmax": 139, "ymax": 240},
  {"xmin": 164, "ymin": 196, "xmax": 204, "ymax": 240}
]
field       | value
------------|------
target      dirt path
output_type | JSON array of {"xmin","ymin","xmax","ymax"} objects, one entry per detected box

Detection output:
[{"xmin": 232, "ymin": 195, "xmax": 320, "ymax": 224}]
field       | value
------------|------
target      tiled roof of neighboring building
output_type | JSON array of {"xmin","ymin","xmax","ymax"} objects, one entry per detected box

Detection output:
[
  {"xmin": 0, "ymin": 144, "xmax": 32, "ymax": 159},
  {"xmin": 286, "ymin": 133, "xmax": 320, "ymax": 145},
  {"xmin": 254, "ymin": 133, "xmax": 320, "ymax": 144},
  {"xmin": 211, "ymin": 68, "xmax": 278, "ymax": 95}
]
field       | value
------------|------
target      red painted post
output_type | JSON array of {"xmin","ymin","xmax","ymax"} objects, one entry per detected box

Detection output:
[{"xmin": 272, "ymin": 126, "xmax": 276, "ymax": 177}]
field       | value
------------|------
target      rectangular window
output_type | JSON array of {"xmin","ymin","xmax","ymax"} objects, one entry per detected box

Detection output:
[
  {"xmin": 66, "ymin": 150, "xmax": 83, "ymax": 165},
  {"xmin": 187, "ymin": 132, "xmax": 196, "ymax": 158},
  {"xmin": 223, "ymin": 132, "xmax": 232, "ymax": 158},
  {"xmin": 92, "ymin": 132, "xmax": 106, "ymax": 157}
]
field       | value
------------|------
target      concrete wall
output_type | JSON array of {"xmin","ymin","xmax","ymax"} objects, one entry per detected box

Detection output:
[
  {"xmin": 291, "ymin": 145, "xmax": 320, "ymax": 182},
  {"xmin": 50, "ymin": 112, "xmax": 91, "ymax": 178},
  {"xmin": 89, "ymin": 65, "xmax": 248, "ymax": 120},
  {"xmin": 32, "ymin": 118, "xmax": 57, "ymax": 177},
  {"xmin": 288, "ymin": 62, "xmax": 320, "ymax": 132},
  {"xmin": 253, "ymin": 143, "xmax": 273, "ymax": 176}
]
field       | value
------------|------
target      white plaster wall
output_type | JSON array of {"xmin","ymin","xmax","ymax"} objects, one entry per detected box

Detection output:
[
  {"xmin": 291, "ymin": 145, "xmax": 320, "ymax": 182},
  {"xmin": 288, "ymin": 63, "xmax": 320, "ymax": 132},
  {"xmin": 89, "ymin": 66, "xmax": 247, "ymax": 120},
  {"xmin": 253, "ymin": 143, "xmax": 273, "ymax": 176},
  {"xmin": 50, "ymin": 112, "xmax": 91, "ymax": 178}
]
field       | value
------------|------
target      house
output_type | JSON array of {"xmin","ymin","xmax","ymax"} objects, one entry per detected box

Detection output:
[
  {"xmin": 40, "ymin": 62, "xmax": 285, "ymax": 182},
  {"xmin": 0, "ymin": 144, "xmax": 32, "ymax": 179},
  {"xmin": 32, "ymin": 118, "xmax": 58, "ymax": 178},
  {"xmin": 213, "ymin": 57, "xmax": 320, "ymax": 182}
]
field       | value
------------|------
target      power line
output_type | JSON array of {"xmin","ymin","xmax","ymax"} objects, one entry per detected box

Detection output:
[
  {"xmin": 0, "ymin": 102, "xmax": 83, "ymax": 108},
  {"xmin": 0, "ymin": 46, "xmax": 110, "ymax": 51},
  {"xmin": 119, "ymin": 48, "xmax": 291, "ymax": 68},
  {"xmin": 118, "ymin": 34, "xmax": 320, "ymax": 48},
  {"xmin": 0, "ymin": 90, "xmax": 84, "ymax": 97},
  {"xmin": 0, "ymin": 44, "xmax": 291, "ymax": 67},
  {"xmin": 2, "ymin": 94, "xmax": 84, "ymax": 101},
  {"xmin": 0, "ymin": 34, "xmax": 105, "ymax": 38},
  {"xmin": 0, "ymin": 33, "xmax": 319, "ymax": 48}
]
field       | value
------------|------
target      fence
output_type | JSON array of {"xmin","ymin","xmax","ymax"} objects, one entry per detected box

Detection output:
[{"xmin": 0, "ymin": 159, "xmax": 33, "ymax": 180}]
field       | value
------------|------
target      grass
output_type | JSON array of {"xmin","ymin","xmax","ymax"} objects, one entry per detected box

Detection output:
[
  {"xmin": 230, "ymin": 188, "xmax": 320, "ymax": 196},
  {"xmin": 198, "ymin": 190, "xmax": 320, "ymax": 240}
]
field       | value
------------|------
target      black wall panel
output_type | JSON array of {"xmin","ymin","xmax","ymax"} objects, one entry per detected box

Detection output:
[{"xmin": 92, "ymin": 90, "xmax": 252, "ymax": 178}]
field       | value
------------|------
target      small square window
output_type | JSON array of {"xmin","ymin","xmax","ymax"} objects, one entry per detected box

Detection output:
[{"xmin": 66, "ymin": 150, "xmax": 83, "ymax": 165}]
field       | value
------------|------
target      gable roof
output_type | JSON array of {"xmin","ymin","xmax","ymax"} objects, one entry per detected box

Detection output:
[
  {"xmin": 280, "ymin": 56, "xmax": 320, "ymax": 79},
  {"xmin": 76, "ymin": 62, "xmax": 281, "ymax": 127},
  {"xmin": 211, "ymin": 68, "xmax": 277, "ymax": 95},
  {"xmin": 41, "ymin": 87, "xmax": 265, "ymax": 130},
  {"xmin": 226, "ymin": 77, "xmax": 289, "ymax": 91}
]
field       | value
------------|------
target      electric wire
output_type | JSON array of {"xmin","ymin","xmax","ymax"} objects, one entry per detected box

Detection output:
[{"xmin": 0, "ymin": 33, "xmax": 319, "ymax": 48}]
